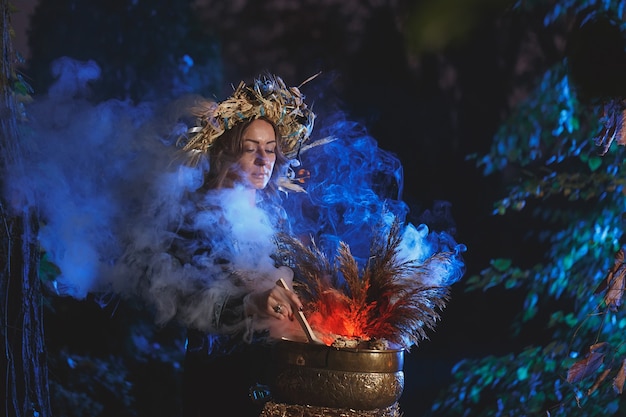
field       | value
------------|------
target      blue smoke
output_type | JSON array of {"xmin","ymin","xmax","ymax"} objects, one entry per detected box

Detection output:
[
  {"xmin": 282, "ymin": 114, "xmax": 465, "ymax": 286},
  {"xmin": 4, "ymin": 57, "xmax": 174, "ymax": 297},
  {"xmin": 4, "ymin": 57, "xmax": 465, "ymax": 317},
  {"xmin": 283, "ymin": 118, "xmax": 406, "ymax": 257}
]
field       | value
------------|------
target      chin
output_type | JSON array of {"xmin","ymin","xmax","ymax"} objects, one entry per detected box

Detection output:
[{"xmin": 248, "ymin": 177, "xmax": 269, "ymax": 190}]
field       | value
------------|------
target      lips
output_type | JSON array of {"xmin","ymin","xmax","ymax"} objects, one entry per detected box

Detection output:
[
  {"xmin": 248, "ymin": 171, "xmax": 270, "ymax": 188},
  {"xmin": 251, "ymin": 170, "xmax": 270, "ymax": 179},
  {"xmin": 251, "ymin": 173, "xmax": 268, "ymax": 182}
]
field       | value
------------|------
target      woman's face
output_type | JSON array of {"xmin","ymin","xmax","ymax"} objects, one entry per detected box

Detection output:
[{"xmin": 237, "ymin": 119, "xmax": 278, "ymax": 190}]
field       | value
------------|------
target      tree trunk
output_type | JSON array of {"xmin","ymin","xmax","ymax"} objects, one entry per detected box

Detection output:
[{"xmin": 0, "ymin": 1, "xmax": 51, "ymax": 416}]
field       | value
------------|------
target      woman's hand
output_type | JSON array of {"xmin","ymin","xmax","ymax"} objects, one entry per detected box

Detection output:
[{"xmin": 244, "ymin": 283, "xmax": 303, "ymax": 320}]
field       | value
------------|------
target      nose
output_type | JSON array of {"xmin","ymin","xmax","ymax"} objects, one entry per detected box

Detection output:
[{"xmin": 255, "ymin": 150, "xmax": 270, "ymax": 166}]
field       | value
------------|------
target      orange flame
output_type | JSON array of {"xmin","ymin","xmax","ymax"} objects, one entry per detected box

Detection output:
[{"xmin": 305, "ymin": 288, "xmax": 377, "ymax": 345}]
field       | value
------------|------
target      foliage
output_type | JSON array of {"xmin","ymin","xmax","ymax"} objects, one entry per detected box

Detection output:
[
  {"xmin": 43, "ymin": 294, "xmax": 186, "ymax": 417},
  {"xmin": 48, "ymin": 352, "xmax": 133, "ymax": 417},
  {"xmin": 430, "ymin": 1, "xmax": 626, "ymax": 416}
]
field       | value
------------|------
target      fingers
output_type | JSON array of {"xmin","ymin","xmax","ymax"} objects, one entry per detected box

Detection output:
[
  {"xmin": 275, "ymin": 278, "xmax": 303, "ymax": 311},
  {"xmin": 266, "ymin": 290, "xmax": 287, "ymax": 320},
  {"xmin": 269, "ymin": 301, "xmax": 290, "ymax": 320},
  {"xmin": 286, "ymin": 291, "xmax": 303, "ymax": 311},
  {"xmin": 268, "ymin": 286, "xmax": 302, "ymax": 320},
  {"xmin": 244, "ymin": 288, "xmax": 293, "ymax": 320}
]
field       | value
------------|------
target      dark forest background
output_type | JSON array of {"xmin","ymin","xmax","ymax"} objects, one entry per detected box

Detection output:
[{"xmin": 5, "ymin": 0, "xmax": 626, "ymax": 416}]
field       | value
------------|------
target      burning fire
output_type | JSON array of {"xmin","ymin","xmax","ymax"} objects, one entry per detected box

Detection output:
[
  {"xmin": 306, "ymin": 288, "xmax": 374, "ymax": 345},
  {"xmin": 276, "ymin": 217, "xmax": 463, "ymax": 350}
]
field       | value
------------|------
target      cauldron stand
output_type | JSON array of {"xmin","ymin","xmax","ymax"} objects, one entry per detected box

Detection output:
[{"xmin": 259, "ymin": 401, "xmax": 402, "ymax": 417}]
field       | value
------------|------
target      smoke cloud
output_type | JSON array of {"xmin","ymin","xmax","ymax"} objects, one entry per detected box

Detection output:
[{"xmin": 4, "ymin": 57, "xmax": 465, "ymax": 334}]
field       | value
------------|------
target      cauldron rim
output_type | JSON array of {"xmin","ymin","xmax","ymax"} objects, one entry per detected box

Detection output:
[
  {"xmin": 271, "ymin": 339, "xmax": 404, "ymax": 373},
  {"xmin": 272, "ymin": 338, "xmax": 405, "ymax": 353}
]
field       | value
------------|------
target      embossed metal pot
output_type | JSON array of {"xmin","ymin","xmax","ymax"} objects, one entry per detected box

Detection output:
[{"xmin": 269, "ymin": 340, "xmax": 404, "ymax": 410}]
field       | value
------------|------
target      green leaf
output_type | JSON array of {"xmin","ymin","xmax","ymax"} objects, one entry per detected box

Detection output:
[
  {"xmin": 39, "ymin": 253, "xmax": 61, "ymax": 282},
  {"xmin": 587, "ymin": 155, "xmax": 602, "ymax": 172},
  {"xmin": 492, "ymin": 258, "xmax": 512, "ymax": 272}
]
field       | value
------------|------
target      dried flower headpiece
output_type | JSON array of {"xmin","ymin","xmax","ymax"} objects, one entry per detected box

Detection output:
[
  {"xmin": 182, "ymin": 73, "xmax": 316, "ymax": 158},
  {"xmin": 178, "ymin": 73, "xmax": 334, "ymax": 192}
]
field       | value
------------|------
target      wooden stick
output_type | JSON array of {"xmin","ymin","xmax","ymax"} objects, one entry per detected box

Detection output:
[{"xmin": 277, "ymin": 278, "xmax": 324, "ymax": 344}]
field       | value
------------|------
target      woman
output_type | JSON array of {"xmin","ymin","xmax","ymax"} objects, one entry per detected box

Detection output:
[{"xmin": 170, "ymin": 74, "xmax": 317, "ymax": 416}]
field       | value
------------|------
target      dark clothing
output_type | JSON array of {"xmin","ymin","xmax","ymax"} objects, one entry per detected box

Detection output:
[
  {"xmin": 177, "ymin": 190, "xmax": 290, "ymax": 416},
  {"xmin": 182, "ymin": 329, "xmax": 272, "ymax": 417}
]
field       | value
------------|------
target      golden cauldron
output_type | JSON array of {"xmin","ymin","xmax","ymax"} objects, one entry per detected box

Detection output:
[{"xmin": 269, "ymin": 340, "xmax": 404, "ymax": 410}]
